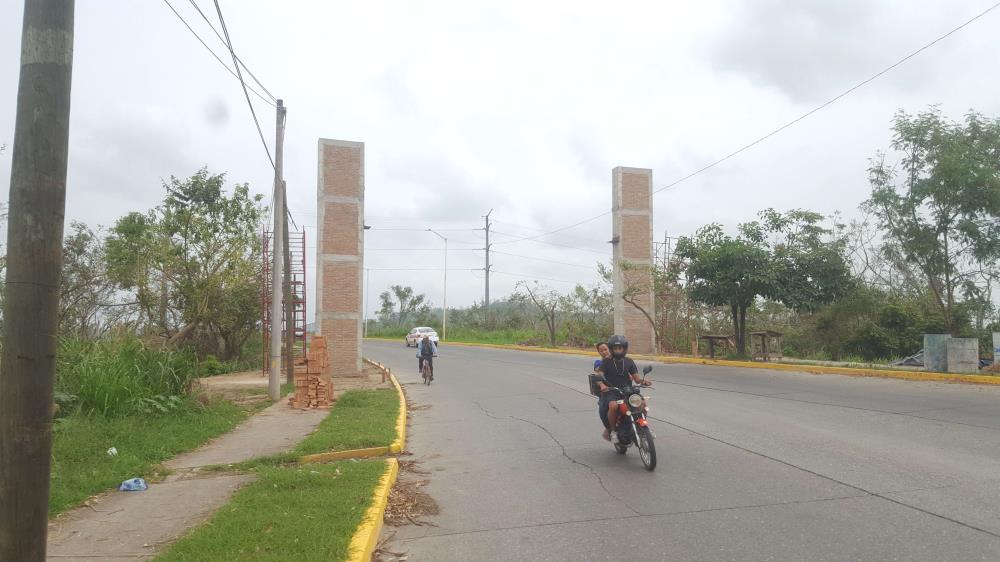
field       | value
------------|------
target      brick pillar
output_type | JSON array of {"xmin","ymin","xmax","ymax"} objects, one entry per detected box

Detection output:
[
  {"xmin": 316, "ymin": 139, "xmax": 364, "ymax": 376},
  {"xmin": 612, "ymin": 167, "xmax": 656, "ymax": 355}
]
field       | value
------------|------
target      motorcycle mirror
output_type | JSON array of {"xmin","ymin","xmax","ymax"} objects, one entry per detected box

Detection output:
[{"xmin": 642, "ymin": 365, "xmax": 653, "ymax": 375}]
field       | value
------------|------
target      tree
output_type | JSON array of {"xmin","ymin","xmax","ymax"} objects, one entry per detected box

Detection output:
[
  {"xmin": 866, "ymin": 108, "xmax": 1000, "ymax": 335},
  {"xmin": 59, "ymin": 222, "xmax": 135, "ymax": 338},
  {"xmin": 377, "ymin": 285, "xmax": 430, "ymax": 327},
  {"xmin": 512, "ymin": 281, "xmax": 564, "ymax": 347},
  {"xmin": 676, "ymin": 209, "xmax": 852, "ymax": 355},
  {"xmin": 105, "ymin": 168, "xmax": 264, "ymax": 359}
]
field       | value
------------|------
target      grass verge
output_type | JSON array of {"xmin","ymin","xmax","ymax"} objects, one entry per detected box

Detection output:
[
  {"xmin": 154, "ymin": 460, "xmax": 387, "ymax": 562},
  {"xmin": 50, "ymin": 398, "xmax": 253, "ymax": 516},
  {"xmin": 293, "ymin": 389, "xmax": 399, "ymax": 457}
]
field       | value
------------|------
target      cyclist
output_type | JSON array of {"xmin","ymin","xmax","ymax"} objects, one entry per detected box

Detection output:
[{"xmin": 417, "ymin": 335, "xmax": 438, "ymax": 379}]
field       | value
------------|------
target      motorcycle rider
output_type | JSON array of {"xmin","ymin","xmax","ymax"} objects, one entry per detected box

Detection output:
[
  {"xmin": 596, "ymin": 335, "xmax": 651, "ymax": 444},
  {"xmin": 417, "ymin": 335, "xmax": 437, "ymax": 379},
  {"xmin": 593, "ymin": 342, "xmax": 613, "ymax": 437},
  {"xmin": 593, "ymin": 342, "xmax": 611, "ymax": 373}
]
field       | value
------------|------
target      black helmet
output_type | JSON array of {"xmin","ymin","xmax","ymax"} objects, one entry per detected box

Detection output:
[{"xmin": 607, "ymin": 334, "xmax": 629, "ymax": 358}]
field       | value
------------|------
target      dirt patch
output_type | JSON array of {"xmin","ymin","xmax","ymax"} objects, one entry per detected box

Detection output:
[
  {"xmin": 330, "ymin": 363, "xmax": 393, "ymax": 397},
  {"xmin": 195, "ymin": 370, "xmax": 270, "ymax": 401}
]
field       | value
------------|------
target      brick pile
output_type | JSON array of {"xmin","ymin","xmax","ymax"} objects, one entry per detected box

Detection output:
[{"xmin": 289, "ymin": 336, "xmax": 333, "ymax": 409}]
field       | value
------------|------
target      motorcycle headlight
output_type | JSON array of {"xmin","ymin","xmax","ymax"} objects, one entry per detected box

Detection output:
[{"xmin": 627, "ymin": 394, "xmax": 643, "ymax": 408}]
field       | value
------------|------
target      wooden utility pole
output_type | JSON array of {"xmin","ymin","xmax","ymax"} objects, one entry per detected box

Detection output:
[
  {"xmin": 268, "ymin": 99, "xmax": 286, "ymax": 401},
  {"xmin": 282, "ymin": 188, "xmax": 294, "ymax": 386},
  {"xmin": 0, "ymin": 2, "xmax": 75, "ymax": 560}
]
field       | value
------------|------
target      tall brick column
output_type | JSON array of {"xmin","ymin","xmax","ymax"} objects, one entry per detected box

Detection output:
[
  {"xmin": 612, "ymin": 167, "xmax": 656, "ymax": 355},
  {"xmin": 316, "ymin": 139, "xmax": 364, "ymax": 376}
]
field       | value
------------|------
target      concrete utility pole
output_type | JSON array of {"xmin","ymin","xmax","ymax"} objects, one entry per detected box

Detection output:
[
  {"xmin": 0, "ymin": 2, "xmax": 75, "ymax": 560},
  {"xmin": 282, "ymin": 188, "xmax": 294, "ymax": 386},
  {"xmin": 483, "ymin": 209, "xmax": 493, "ymax": 317},
  {"xmin": 428, "ymin": 229, "xmax": 448, "ymax": 340},
  {"xmin": 268, "ymin": 99, "xmax": 286, "ymax": 401}
]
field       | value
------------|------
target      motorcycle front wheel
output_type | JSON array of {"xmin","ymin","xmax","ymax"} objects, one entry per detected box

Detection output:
[{"xmin": 637, "ymin": 426, "xmax": 656, "ymax": 471}]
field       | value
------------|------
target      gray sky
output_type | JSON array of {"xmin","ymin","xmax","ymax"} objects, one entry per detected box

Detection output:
[{"xmin": 2, "ymin": 0, "xmax": 999, "ymax": 321}]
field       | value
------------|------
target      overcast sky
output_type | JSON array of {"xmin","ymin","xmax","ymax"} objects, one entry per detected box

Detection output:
[{"xmin": 2, "ymin": 0, "xmax": 999, "ymax": 321}]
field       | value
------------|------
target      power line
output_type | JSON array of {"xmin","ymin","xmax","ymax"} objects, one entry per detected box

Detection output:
[
  {"xmin": 493, "ymin": 220, "xmax": 609, "ymax": 246},
  {"xmin": 367, "ymin": 227, "xmax": 482, "ymax": 232},
  {"xmin": 160, "ymin": 0, "xmax": 275, "ymax": 107},
  {"xmin": 492, "ymin": 250, "xmax": 597, "ymax": 269},
  {"xmin": 186, "ymin": 0, "xmax": 277, "ymax": 102},
  {"xmin": 492, "ymin": 215, "xmax": 611, "ymax": 245},
  {"xmin": 366, "ymin": 247, "xmax": 480, "ymax": 252},
  {"xmin": 212, "ymin": 0, "xmax": 276, "ymax": 171},
  {"xmin": 366, "ymin": 267, "xmax": 480, "ymax": 272},
  {"xmin": 492, "ymin": 270, "xmax": 582, "ymax": 285},
  {"xmin": 491, "ymin": 230, "xmax": 609, "ymax": 255},
  {"xmin": 505, "ymin": 2, "xmax": 1000, "ymax": 242},
  {"xmin": 652, "ymin": 0, "xmax": 1000, "ymax": 196}
]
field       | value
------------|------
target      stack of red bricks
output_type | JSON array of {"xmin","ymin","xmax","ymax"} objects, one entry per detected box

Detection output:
[{"xmin": 289, "ymin": 336, "xmax": 333, "ymax": 409}]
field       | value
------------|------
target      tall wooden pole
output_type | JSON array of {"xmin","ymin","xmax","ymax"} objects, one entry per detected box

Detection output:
[
  {"xmin": 0, "ymin": 2, "xmax": 75, "ymax": 559},
  {"xmin": 268, "ymin": 100, "xmax": 285, "ymax": 401}
]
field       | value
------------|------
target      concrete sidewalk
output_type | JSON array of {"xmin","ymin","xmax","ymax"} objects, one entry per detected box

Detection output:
[{"xmin": 47, "ymin": 397, "xmax": 326, "ymax": 561}]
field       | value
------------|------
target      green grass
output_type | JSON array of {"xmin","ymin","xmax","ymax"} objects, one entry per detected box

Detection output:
[
  {"xmin": 293, "ymin": 389, "xmax": 399, "ymax": 456},
  {"xmin": 50, "ymin": 398, "xmax": 252, "ymax": 516},
  {"xmin": 57, "ymin": 336, "xmax": 202, "ymax": 418},
  {"xmin": 154, "ymin": 460, "xmax": 387, "ymax": 562}
]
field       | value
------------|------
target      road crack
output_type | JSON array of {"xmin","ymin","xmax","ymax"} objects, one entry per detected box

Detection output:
[{"xmin": 472, "ymin": 400, "xmax": 638, "ymax": 514}]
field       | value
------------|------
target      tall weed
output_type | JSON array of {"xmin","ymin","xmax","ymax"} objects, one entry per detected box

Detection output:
[{"xmin": 57, "ymin": 337, "xmax": 200, "ymax": 418}]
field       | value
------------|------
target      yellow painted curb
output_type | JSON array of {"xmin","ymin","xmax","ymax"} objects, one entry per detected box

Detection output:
[
  {"xmin": 362, "ymin": 358, "xmax": 408, "ymax": 454},
  {"xmin": 388, "ymin": 372, "xmax": 406, "ymax": 453},
  {"xmin": 298, "ymin": 446, "xmax": 390, "ymax": 464},
  {"xmin": 345, "ymin": 457, "xmax": 399, "ymax": 562},
  {"xmin": 368, "ymin": 339, "xmax": 1000, "ymax": 387}
]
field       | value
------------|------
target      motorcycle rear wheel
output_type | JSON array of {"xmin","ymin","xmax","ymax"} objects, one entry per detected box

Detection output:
[{"xmin": 637, "ymin": 427, "xmax": 656, "ymax": 471}]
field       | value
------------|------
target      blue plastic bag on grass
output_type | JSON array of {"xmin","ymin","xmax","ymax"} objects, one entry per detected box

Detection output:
[{"xmin": 119, "ymin": 478, "xmax": 148, "ymax": 492}]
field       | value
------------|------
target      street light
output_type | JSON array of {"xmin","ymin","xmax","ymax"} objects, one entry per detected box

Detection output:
[{"xmin": 427, "ymin": 229, "xmax": 448, "ymax": 341}]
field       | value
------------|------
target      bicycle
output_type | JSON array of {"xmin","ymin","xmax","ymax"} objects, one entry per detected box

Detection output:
[{"xmin": 421, "ymin": 357, "xmax": 433, "ymax": 385}]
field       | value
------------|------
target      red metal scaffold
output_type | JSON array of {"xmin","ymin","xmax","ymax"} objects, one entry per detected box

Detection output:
[{"xmin": 261, "ymin": 229, "xmax": 308, "ymax": 373}]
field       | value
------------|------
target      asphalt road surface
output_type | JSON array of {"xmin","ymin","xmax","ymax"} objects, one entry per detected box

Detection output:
[{"xmin": 368, "ymin": 340, "xmax": 1000, "ymax": 561}]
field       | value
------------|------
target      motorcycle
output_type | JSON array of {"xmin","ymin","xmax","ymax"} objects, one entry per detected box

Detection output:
[{"xmin": 606, "ymin": 365, "xmax": 656, "ymax": 471}]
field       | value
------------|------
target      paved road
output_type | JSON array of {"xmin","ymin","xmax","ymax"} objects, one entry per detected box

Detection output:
[{"xmin": 368, "ymin": 340, "xmax": 1000, "ymax": 561}]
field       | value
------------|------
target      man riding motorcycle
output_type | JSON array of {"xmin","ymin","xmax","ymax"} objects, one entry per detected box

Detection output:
[{"xmin": 596, "ymin": 335, "xmax": 651, "ymax": 444}]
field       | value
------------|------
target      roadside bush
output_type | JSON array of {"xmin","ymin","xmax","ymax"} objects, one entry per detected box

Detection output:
[
  {"xmin": 57, "ymin": 336, "xmax": 201, "ymax": 418},
  {"xmin": 200, "ymin": 355, "xmax": 227, "ymax": 376}
]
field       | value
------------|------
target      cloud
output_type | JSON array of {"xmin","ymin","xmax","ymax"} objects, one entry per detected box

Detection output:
[{"xmin": 706, "ymin": 0, "xmax": 969, "ymax": 103}]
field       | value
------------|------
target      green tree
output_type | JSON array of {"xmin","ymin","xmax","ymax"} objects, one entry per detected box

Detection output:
[
  {"xmin": 105, "ymin": 168, "xmax": 264, "ymax": 359},
  {"xmin": 676, "ymin": 209, "xmax": 852, "ymax": 355},
  {"xmin": 866, "ymin": 108, "xmax": 1000, "ymax": 335},
  {"xmin": 60, "ymin": 222, "xmax": 134, "ymax": 338},
  {"xmin": 511, "ymin": 281, "xmax": 566, "ymax": 347},
  {"xmin": 377, "ymin": 285, "xmax": 430, "ymax": 327}
]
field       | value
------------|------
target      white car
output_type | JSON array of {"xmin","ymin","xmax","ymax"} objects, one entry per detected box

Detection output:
[{"xmin": 406, "ymin": 327, "xmax": 440, "ymax": 347}]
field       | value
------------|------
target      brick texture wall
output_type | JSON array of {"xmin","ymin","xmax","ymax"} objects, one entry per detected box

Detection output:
[
  {"xmin": 612, "ymin": 167, "xmax": 656, "ymax": 355},
  {"xmin": 316, "ymin": 139, "xmax": 364, "ymax": 376}
]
